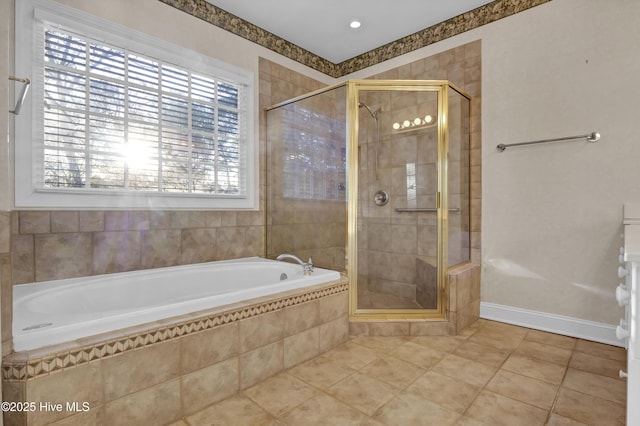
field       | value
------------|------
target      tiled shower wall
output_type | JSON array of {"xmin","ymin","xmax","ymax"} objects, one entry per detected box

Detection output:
[
  {"xmin": 358, "ymin": 40, "xmax": 482, "ymax": 303},
  {"xmin": 369, "ymin": 40, "xmax": 481, "ymax": 265}
]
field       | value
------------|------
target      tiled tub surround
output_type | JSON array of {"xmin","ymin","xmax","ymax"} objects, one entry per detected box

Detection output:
[
  {"xmin": 2, "ymin": 276, "xmax": 349, "ymax": 425},
  {"xmin": 5, "ymin": 209, "xmax": 264, "ymax": 354}
]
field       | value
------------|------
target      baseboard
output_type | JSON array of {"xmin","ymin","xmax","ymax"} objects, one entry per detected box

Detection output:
[{"xmin": 480, "ymin": 302, "xmax": 623, "ymax": 347}]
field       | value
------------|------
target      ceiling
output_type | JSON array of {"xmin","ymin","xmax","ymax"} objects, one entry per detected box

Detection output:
[{"xmin": 204, "ymin": 0, "xmax": 495, "ymax": 64}]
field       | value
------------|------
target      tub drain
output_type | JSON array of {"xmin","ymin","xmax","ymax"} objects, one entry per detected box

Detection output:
[
  {"xmin": 23, "ymin": 322, "xmax": 53, "ymax": 331},
  {"xmin": 280, "ymin": 273, "xmax": 288, "ymax": 281}
]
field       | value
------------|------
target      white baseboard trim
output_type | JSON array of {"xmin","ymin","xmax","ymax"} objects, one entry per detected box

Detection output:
[{"xmin": 480, "ymin": 302, "xmax": 623, "ymax": 347}]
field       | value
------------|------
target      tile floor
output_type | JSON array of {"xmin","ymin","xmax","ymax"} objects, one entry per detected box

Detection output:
[{"xmin": 171, "ymin": 319, "xmax": 627, "ymax": 425}]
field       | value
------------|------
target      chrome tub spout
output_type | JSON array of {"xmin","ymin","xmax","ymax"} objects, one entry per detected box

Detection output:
[{"xmin": 276, "ymin": 254, "xmax": 314, "ymax": 276}]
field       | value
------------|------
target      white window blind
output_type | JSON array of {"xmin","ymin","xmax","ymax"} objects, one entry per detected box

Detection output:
[{"xmin": 15, "ymin": 0, "xmax": 255, "ymax": 209}]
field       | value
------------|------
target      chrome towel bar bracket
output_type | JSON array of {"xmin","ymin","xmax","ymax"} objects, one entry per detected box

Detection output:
[
  {"xmin": 497, "ymin": 131, "xmax": 600, "ymax": 152},
  {"xmin": 9, "ymin": 76, "xmax": 31, "ymax": 115}
]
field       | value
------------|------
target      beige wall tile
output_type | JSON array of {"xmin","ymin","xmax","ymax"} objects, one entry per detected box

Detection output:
[
  {"xmin": 2, "ymin": 380, "xmax": 26, "ymax": 426},
  {"xmin": 51, "ymin": 211, "xmax": 79, "ymax": 233},
  {"xmin": 237, "ymin": 211, "xmax": 263, "ymax": 227},
  {"xmin": 140, "ymin": 229, "xmax": 181, "ymax": 269},
  {"xmin": 10, "ymin": 233, "xmax": 34, "ymax": 284},
  {"xmin": 409, "ymin": 321, "xmax": 449, "ymax": 336},
  {"xmin": 149, "ymin": 211, "xmax": 172, "ymax": 229},
  {"xmin": 355, "ymin": 321, "xmax": 412, "ymax": 337},
  {"xmin": 205, "ymin": 211, "xmax": 222, "ymax": 228},
  {"xmin": 181, "ymin": 358, "xmax": 239, "ymax": 415},
  {"xmin": 92, "ymin": 231, "xmax": 141, "ymax": 275},
  {"xmin": 181, "ymin": 323, "xmax": 238, "ymax": 373},
  {"xmin": 103, "ymin": 340, "xmax": 181, "ymax": 401},
  {"xmin": 239, "ymin": 341, "xmax": 284, "ymax": 389},
  {"xmin": 283, "ymin": 300, "xmax": 320, "ymax": 336},
  {"xmin": 19, "ymin": 211, "xmax": 50, "ymax": 234},
  {"xmin": 238, "ymin": 310, "xmax": 284, "ymax": 353},
  {"xmin": 34, "ymin": 233, "xmax": 92, "ymax": 281},
  {"xmin": 104, "ymin": 211, "xmax": 131, "ymax": 231},
  {"xmin": 458, "ymin": 299, "xmax": 480, "ymax": 334},
  {"xmin": 318, "ymin": 317, "xmax": 349, "ymax": 353},
  {"xmin": 456, "ymin": 269, "xmax": 473, "ymax": 309},
  {"xmin": 79, "ymin": 211, "xmax": 105, "ymax": 232},
  {"xmin": 216, "ymin": 227, "xmax": 248, "ymax": 259},
  {"xmin": 180, "ymin": 228, "xmax": 217, "ymax": 264},
  {"xmin": 318, "ymin": 292, "xmax": 348, "ymax": 323},
  {"xmin": 1, "ymin": 254, "xmax": 12, "ymax": 355},
  {"xmin": 26, "ymin": 362, "xmax": 102, "ymax": 426},
  {"xmin": 284, "ymin": 327, "xmax": 320, "ymax": 369},
  {"xmin": 0, "ymin": 211, "xmax": 10, "ymax": 253},
  {"xmin": 448, "ymin": 272, "xmax": 458, "ymax": 313},
  {"xmin": 104, "ymin": 379, "xmax": 181, "ymax": 426},
  {"xmin": 185, "ymin": 211, "xmax": 207, "ymax": 228}
]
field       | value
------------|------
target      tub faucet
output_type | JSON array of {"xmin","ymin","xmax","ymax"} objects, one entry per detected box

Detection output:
[{"xmin": 276, "ymin": 254, "xmax": 314, "ymax": 276}]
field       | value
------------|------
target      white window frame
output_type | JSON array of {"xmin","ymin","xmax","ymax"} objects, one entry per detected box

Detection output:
[{"xmin": 14, "ymin": 0, "xmax": 256, "ymax": 209}]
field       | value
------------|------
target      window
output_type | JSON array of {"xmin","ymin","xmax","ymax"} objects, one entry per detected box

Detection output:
[{"xmin": 15, "ymin": 0, "xmax": 255, "ymax": 209}]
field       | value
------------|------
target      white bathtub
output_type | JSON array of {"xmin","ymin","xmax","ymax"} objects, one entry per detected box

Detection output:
[{"xmin": 13, "ymin": 257, "xmax": 341, "ymax": 351}]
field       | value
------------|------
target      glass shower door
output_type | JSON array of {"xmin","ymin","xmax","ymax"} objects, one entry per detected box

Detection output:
[{"xmin": 354, "ymin": 85, "xmax": 444, "ymax": 314}]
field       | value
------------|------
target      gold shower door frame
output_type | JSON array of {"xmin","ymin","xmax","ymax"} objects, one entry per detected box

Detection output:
[{"xmin": 347, "ymin": 80, "xmax": 468, "ymax": 321}]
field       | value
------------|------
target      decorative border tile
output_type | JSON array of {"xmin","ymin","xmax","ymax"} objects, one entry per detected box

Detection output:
[
  {"xmin": 2, "ymin": 278, "xmax": 348, "ymax": 381},
  {"xmin": 158, "ymin": 0, "xmax": 551, "ymax": 77}
]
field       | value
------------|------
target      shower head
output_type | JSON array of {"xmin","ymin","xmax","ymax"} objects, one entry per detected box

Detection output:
[{"xmin": 358, "ymin": 102, "xmax": 380, "ymax": 120}]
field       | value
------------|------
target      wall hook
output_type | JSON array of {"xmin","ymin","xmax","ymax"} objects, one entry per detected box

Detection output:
[{"xmin": 9, "ymin": 76, "xmax": 31, "ymax": 115}]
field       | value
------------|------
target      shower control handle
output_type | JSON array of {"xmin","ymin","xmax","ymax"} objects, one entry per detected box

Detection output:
[{"xmin": 374, "ymin": 190, "xmax": 389, "ymax": 206}]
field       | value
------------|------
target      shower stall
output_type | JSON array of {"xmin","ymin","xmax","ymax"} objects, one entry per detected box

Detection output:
[{"xmin": 266, "ymin": 80, "xmax": 472, "ymax": 322}]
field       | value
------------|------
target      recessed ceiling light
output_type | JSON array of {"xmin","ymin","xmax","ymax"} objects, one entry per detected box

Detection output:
[{"xmin": 349, "ymin": 20, "xmax": 361, "ymax": 29}]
